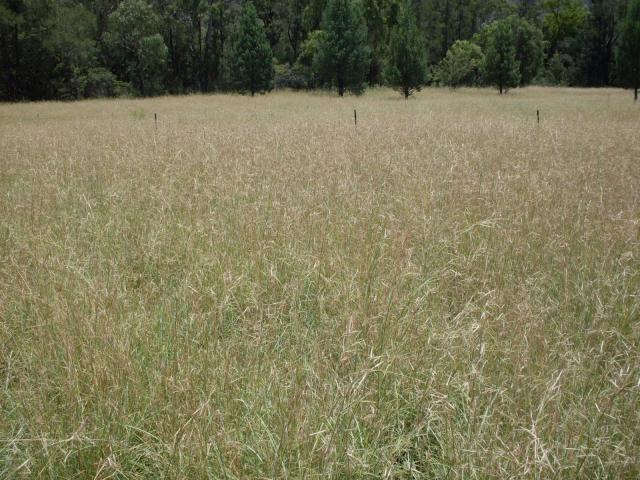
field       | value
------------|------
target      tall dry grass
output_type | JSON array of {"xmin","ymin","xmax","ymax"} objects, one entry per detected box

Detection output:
[{"xmin": 1, "ymin": 87, "xmax": 639, "ymax": 478}]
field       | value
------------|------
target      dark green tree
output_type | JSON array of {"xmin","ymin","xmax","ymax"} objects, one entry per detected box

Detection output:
[
  {"xmin": 295, "ymin": 29, "xmax": 325, "ymax": 87},
  {"xmin": 475, "ymin": 16, "xmax": 543, "ymax": 86},
  {"xmin": 578, "ymin": 0, "xmax": 627, "ymax": 86},
  {"xmin": 301, "ymin": 0, "xmax": 327, "ymax": 32},
  {"xmin": 103, "ymin": 0, "xmax": 168, "ymax": 95},
  {"xmin": 229, "ymin": 2, "xmax": 274, "ymax": 96},
  {"xmin": 88, "ymin": 0, "xmax": 120, "ymax": 40},
  {"xmin": 158, "ymin": 0, "xmax": 230, "ymax": 93},
  {"xmin": 516, "ymin": 0, "xmax": 542, "ymax": 23},
  {"xmin": 547, "ymin": 51, "xmax": 574, "ymax": 84},
  {"xmin": 37, "ymin": 2, "xmax": 98, "ymax": 99},
  {"xmin": 362, "ymin": 0, "xmax": 393, "ymax": 84},
  {"xmin": 313, "ymin": 0, "xmax": 370, "ymax": 96},
  {"xmin": 252, "ymin": 0, "xmax": 288, "ymax": 52},
  {"xmin": 420, "ymin": 0, "xmax": 515, "ymax": 66},
  {"xmin": 509, "ymin": 16, "xmax": 544, "ymax": 85},
  {"xmin": 384, "ymin": 1, "xmax": 427, "ymax": 98},
  {"xmin": 542, "ymin": 0, "xmax": 588, "ymax": 57},
  {"xmin": 282, "ymin": 0, "xmax": 312, "ymax": 64},
  {"xmin": 1, "ymin": 0, "xmax": 634, "ymax": 100},
  {"xmin": 617, "ymin": 0, "xmax": 640, "ymax": 101},
  {"xmin": 200, "ymin": 0, "xmax": 228, "ymax": 93},
  {"xmin": 484, "ymin": 20, "xmax": 520, "ymax": 93},
  {"xmin": 0, "ymin": 0, "xmax": 99, "ymax": 100}
]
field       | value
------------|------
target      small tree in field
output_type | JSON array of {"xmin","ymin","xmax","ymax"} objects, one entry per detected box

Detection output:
[
  {"xmin": 484, "ymin": 21, "xmax": 520, "ymax": 94},
  {"xmin": 385, "ymin": 1, "xmax": 427, "ymax": 99},
  {"xmin": 617, "ymin": 0, "xmax": 640, "ymax": 101},
  {"xmin": 314, "ymin": 0, "xmax": 370, "ymax": 96},
  {"xmin": 437, "ymin": 40, "xmax": 484, "ymax": 88},
  {"xmin": 474, "ymin": 16, "xmax": 544, "ymax": 88},
  {"xmin": 229, "ymin": 2, "xmax": 274, "ymax": 96}
]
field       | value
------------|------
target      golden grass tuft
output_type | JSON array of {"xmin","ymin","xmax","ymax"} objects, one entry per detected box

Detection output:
[{"xmin": 1, "ymin": 87, "xmax": 639, "ymax": 478}]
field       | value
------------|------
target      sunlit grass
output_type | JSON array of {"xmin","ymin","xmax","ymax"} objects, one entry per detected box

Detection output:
[{"xmin": 1, "ymin": 87, "xmax": 638, "ymax": 478}]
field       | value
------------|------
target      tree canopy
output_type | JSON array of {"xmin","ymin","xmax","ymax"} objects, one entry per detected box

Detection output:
[
  {"xmin": 484, "ymin": 19, "xmax": 521, "ymax": 94},
  {"xmin": 617, "ymin": 0, "xmax": 640, "ymax": 100},
  {"xmin": 0, "ymin": 0, "xmax": 637, "ymax": 100},
  {"xmin": 313, "ymin": 0, "xmax": 370, "ymax": 96},
  {"xmin": 103, "ymin": 0, "xmax": 167, "ymax": 96},
  {"xmin": 437, "ymin": 40, "xmax": 484, "ymax": 88},
  {"xmin": 229, "ymin": 2, "xmax": 274, "ymax": 96},
  {"xmin": 384, "ymin": 0, "xmax": 427, "ymax": 98}
]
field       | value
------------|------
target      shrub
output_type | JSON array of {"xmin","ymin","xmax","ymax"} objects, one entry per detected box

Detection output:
[
  {"xmin": 274, "ymin": 63, "xmax": 309, "ymax": 90},
  {"xmin": 437, "ymin": 40, "xmax": 484, "ymax": 88},
  {"xmin": 73, "ymin": 68, "xmax": 132, "ymax": 98}
]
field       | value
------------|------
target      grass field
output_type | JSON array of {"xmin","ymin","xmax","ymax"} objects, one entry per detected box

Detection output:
[{"xmin": 1, "ymin": 87, "xmax": 639, "ymax": 478}]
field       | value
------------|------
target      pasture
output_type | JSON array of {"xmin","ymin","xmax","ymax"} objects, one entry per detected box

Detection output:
[{"xmin": 1, "ymin": 88, "xmax": 639, "ymax": 478}]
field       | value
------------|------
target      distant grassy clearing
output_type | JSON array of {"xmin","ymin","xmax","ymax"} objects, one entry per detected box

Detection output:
[{"xmin": 1, "ymin": 88, "xmax": 638, "ymax": 478}]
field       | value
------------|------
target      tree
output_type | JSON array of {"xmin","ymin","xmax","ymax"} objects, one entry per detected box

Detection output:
[
  {"xmin": 474, "ymin": 16, "xmax": 543, "ymax": 86},
  {"xmin": 295, "ymin": 29, "xmax": 325, "ymax": 87},
  {"xmin": 515, "ymin": 0, "xmax": 542, "ymax": 23},
  {"xmin": 362, "ymin": 0, "xmax": 393, "ymax": 84},
  {"xmin": 617, "ymin": 0, "xmax": 640, "ymax": 101},
  {"xmin": 420, "ymin": 0, "xmax": 516, "ymax": 67},
  {"xmin": 300, "ymin": 0, "xmax": 326, "ymax": 32},
  {"xmin": 508, "ymin": 16, "xmax": 544, "ymax": 85},
  {"xmin": 542, "ymin": 0, "xmax": 588, "ymax": 57},
  {"xmin": 484, "ymin": 20, "xmax": 520, "ymax": 93},
  {"xmin": 154, "ymin": 0, "xmax": 230, "ymax": 93},
  {"xmin": 0, "ymin": 0, "xmax": 632, "ymax": 100},
  {"xmin": 201, "ymin": 0, "xmax": 228, "ymax": 93},
  {"xmin": 103, "ymin": 0, "xmax": 168, "ymax": 96},
  {"xmin": 314, "ymin": 0, "xmax": 370, "ymax": 96},
  {"xmin": 137, "ymin": 34, "xmax": 168, "ymax": 95},
  {"xmin": 578, "ymin": 0, "xmax": 626, "ymax": 86},
  {"xmin": 547, "ymin": 51, "xmax": 574, "ymax": 85},
  {"xmin": 252, "ymin": 0, "xmax": 285, "ymax": 51},
  {"xmin": 89, "ymin": 0, "xmax": 121, "ymax": 40},
  {"xmin": 229, "ymin": 2, "xmax": 274, "ymax": 96},
  {"xmin": 283, "ymin": 0, "xmax": 312, "ymax": 64},
  {"xmin": 384, "ymin": 0, "xmax": 427, "ymax": 98},
  {"xmin": 437, "ymin": 39, "xmax": 484, "ymax": 88},
  {"xmin": 0, "ymin": 0, "xmax": 100, "ymax": 101}
]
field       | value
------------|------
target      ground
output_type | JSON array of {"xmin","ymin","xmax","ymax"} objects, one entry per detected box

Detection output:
[{"xmin": 1, "ymin": 88, "xmax": 639, "ymax": 478}]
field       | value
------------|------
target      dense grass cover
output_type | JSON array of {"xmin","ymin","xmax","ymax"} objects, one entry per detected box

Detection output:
[{"xmin": 1, "ymin": 88, "xmax": 638, "ymax": 478}]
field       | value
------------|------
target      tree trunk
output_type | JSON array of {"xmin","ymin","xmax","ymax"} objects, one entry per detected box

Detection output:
[
  {"xmin": 0, "ymin": 28, "xmax": 12, "ymax": 99},
  {"xmin": 635, "ymin": 86, "xmax": 638, "ymax": 102},
  {"xmin": 168, "ymin": 27, "xmax": 179, "ymax": 92},
  {"xmin": 12, "ymin": 24, "xmax": 19, "ymax": 98},
  {"xmin": 139, "ymin": 77, "xmax": 145, "ymax": 96},
  {"xmin": 202, "ymin": 0, "xmax": 215, "ymax": 92},
  {"xmin": 404, "ymin": 86, "xmax": 409, "ymax": 99},
  {"xmin": 138, "ymin": 62, "xmax": 146, "ymax": 96},
  {"xmin": 338, "ymin": 78, "xmax": 344, "ymax": 97},
  {"xmin": 191, "ymin": 11, "xmax": 201, "ymax": 91},
  {"xmin": 212, "ymin": 8, "xmax": 225, "ymax": 89},
  {"xmin": 198, "ymin": 18, "xmax": 204, "ymax": 92},
  {"xmin": 499, "ymin": 84, "xmax": 503, "ymax": 95},
  {"xmin": 287, "ymin": 24, "xmax": 299, "ymax": 65}
]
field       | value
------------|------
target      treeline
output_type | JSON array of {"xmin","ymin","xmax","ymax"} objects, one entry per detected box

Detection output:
[{"xmin": 1, "ymin": 0, "xmax": 639, "ymax": 101}]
